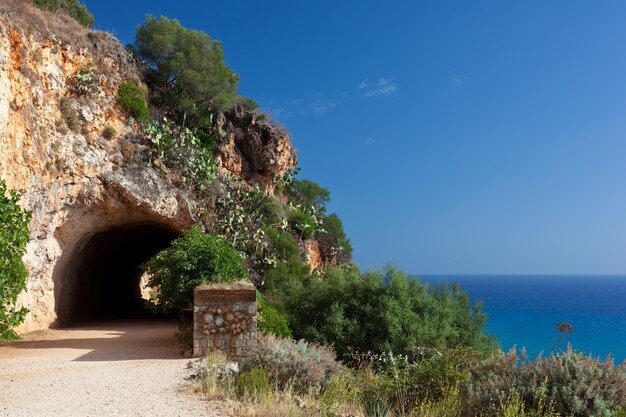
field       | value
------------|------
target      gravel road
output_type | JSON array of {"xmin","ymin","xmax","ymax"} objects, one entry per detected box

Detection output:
[{"xmin": 0, "ymin": 321, "xmax": 228, "ymax": 417}]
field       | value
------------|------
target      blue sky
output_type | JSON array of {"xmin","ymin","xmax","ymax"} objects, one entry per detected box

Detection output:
[{"xmin": 86, "ymin": 0, "xmax": 626, "ymax": 274}]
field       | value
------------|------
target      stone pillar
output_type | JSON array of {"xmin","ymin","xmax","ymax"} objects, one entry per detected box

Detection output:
[{"xmin": 193, "ymin": 283, "xmax": 257, "ymax": 359}]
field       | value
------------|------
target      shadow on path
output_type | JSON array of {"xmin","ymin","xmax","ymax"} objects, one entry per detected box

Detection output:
[{"xmin": 0, "ymin": 319, "xmax": 182, "ymax": 362}]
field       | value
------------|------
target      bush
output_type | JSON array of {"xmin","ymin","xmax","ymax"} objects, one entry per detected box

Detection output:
[
  {"xmin": 277, "ymin": 265, "xmax": 496, "ymax": 360},
  {"xmin": 135, "ymin": 15, "xmax": 241, "ymax": 127},
  {"xmin": 235, "ymin": 368, "xmax": 272, "ymax": 403},
  {"xmin": 288, "ymin": 209, "xmax": 315, "ymax": 240},
  {"xmin": 257, "ymin": 292, "xmax": 292, "ymax": 338},
  {"xmin": 464, "ymin": 347, "xmax": 626, "ymax": 417},
  {"xmin": 240, "ymin": 334, "xmax": 341, "ymax": 394},
  {"xmin": 0, "ymin": 179, "xmax": 32, "ymax": 340},
  {"xmin": 143, "ymin": 227, "xmax": 247, "ymax": 311},
  {"xmin": 33, "ymin": 0, "xmax": 94, "ymax": 28},
  {"xmin": 117, "ymin": 82, "xmax": 150, "ymax": 122}
]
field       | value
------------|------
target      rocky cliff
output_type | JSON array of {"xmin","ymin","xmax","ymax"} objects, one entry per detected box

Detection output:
[{"xmin": 0, "ymin": 4, "xmax": 298, "ymax": 332}]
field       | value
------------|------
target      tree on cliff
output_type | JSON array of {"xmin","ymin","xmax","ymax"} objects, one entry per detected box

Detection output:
[
  {"xmin": 134, "ymin": 15, "xmax": 248, "ymax": 128},
  {"xmin": 0, "ymin": 179, "xmax": 31, "ymax": 340}
]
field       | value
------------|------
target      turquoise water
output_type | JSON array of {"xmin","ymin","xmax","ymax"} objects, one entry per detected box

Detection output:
[{"xmin": 420, "ymin": 275, "xmax": 626, "ymax": 363}]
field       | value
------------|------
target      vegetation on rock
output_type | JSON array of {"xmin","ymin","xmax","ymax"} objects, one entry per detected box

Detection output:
[
  {"xmin": 0, "ymin": 179, "xmax": 31, "ymax": 340},
  {"xmin": 143, "ymin": 227, "xmax": 247, "ymax": 312},
  {"xmin": 33, "ymin": 0, "xmax": 94, "ymax": 28},
  {"xmin": 117, "ymin": 82, "xmax": 150, "ymax": 122}
]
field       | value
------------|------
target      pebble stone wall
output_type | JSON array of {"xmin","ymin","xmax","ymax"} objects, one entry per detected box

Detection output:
[{"xmin": 193, "ymin": 284, "xmax": 257, "ymax": 359}]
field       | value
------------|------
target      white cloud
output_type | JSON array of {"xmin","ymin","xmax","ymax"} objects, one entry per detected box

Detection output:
[
  {"xmin": 365, "ymin": 137, "xmax": 376, "ymax": 144},
  {"xmin": 359, "ymin": 78, "xmax": 398, "ymax": 97},
  {"xmin": 271, "ymin": 108, "xmax": 292, "ymax": 118},
  {"xmin": 452, "ymin": 75, "xmax": 468, "ymax": 85},
  {"xmin": 311, "ymin": 99, "xmax": 336, "ymax": 114}
]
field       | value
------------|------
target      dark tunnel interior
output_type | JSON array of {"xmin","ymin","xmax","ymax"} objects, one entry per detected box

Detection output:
[{"xmin": 60, "ymin": 223, "xmax": 179, "ymax": 325}]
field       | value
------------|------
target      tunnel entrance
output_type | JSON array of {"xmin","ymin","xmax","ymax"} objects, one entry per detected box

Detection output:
[{"xmin": 57, "ymin": 222, "xmax": 179, "ymax": 325}]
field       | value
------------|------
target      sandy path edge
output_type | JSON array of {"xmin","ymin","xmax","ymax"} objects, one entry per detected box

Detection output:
[{"xmin": 0, "ymin": 321, "xmax": 229, "ymax": 417}]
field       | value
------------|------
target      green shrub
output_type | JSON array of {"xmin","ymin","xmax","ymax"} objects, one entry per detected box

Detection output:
[
  {"xmin": 33, "ymin": 0, "xmax": 94, "ymax": 28},
  {"xmin": 143, "ymin": 227, "xmax": 247, "ymax": 311},
  {"xmin": 288, "ymin": 209, "xmax": 315, "ymax": 240},
  {"xmin": 276, "ymin": 265, "xmax": 496, "ymax": 360},
  {"xmin": 257, "ymin": 292, "xmax": 292, "ymax": 338},
  {"xmin": 235, "ymin": 368, "xmax": 272, "ymax": 403},
  {"xmin": 117, "ymin": 82, "xmax": 150, "ymax": 121},
  {"xmin": 135, "ymin": 15, "xmax": 241, "ymax": 127},
  {"xmin": 0, "ymin": 179, "xmax": 32, "ymax": 340},
  {"xmin": 240, "ymin": 334, "xmax": 341, "ymax": 394}
]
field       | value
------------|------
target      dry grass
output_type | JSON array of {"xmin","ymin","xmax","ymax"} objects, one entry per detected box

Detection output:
[
  {"xmin": 197, "ymin": 281, "xmax": 255, "ymax": 290},
  {"xmin": 0, "ymin": 0, "xmax": 141, "ymax": 84}
]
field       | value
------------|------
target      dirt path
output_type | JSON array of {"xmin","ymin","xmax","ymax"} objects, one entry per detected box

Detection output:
[{"xmin": 0, "ymin": 321, "xmax": 228, "ymax": 417}]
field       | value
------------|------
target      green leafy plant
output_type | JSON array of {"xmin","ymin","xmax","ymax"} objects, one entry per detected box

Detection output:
[
  {"xmin": 117, "ymin": 82, "xmax": 150, "ymax": 122},
  {"xmin": 143, "ymin": 119, "xmax": 218, "ymax": 194},
  {"xmin": 33, "ymin": 0, "xmax": 94, "ymax": 28},
  {"xmin": 0, "ymin": 179, "xmax": 32, "ymax": 340},
  {"xmin": 68, "ymin": 67, "xmax": 97, "ymax": 96},
  {"xmin": 287, "ymin": 208, "xmax": 315, "ymax": 240},
  {"xmin": 214, "ymin": 177, "xmax": 285, "ymax": 278},
  {"xmin": 257, "ymin": 292, "xmax": 292, "ymax": 338},
  {"xmin": 143, "ymin": 227, "xmax": 247, "ymax": 311}
]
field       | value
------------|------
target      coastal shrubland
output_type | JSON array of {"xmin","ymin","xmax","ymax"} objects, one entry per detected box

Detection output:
[
  {"xmin": 193, "ymin": 340, "xmax": 626, "ymax": 417},
  {"xmin": 120, "ymin": 13, "xmax": 626, "ymax": 417},
  {"xmin": 2, "ymin": 5, "xmax": 621, "ymax": 415}
]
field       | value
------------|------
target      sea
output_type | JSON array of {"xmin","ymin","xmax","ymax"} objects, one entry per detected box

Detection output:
[{"xmin": 419, "ymin": 275, "xmax": 626, "ymax": 364}]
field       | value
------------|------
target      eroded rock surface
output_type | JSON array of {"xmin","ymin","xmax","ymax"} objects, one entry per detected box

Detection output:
[{"xmin": 0, "ymin": 7, "xmax": 297, "ymax": 332}]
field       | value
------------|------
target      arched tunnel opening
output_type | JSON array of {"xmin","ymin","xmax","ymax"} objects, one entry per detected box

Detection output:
[{"xmin": 57, "ymin": 222, "xmax": 180, "ymax": 325}]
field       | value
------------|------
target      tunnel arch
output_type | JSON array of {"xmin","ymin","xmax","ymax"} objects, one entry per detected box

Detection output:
[{"xmin": 55, "ymin": 221, "xmax": 180, "ymax": 325}]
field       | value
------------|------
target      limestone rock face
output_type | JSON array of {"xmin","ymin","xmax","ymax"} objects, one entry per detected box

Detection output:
[
  {"xmin": 215, "ymin": 106, "xmax": 297, "ymax": 191},
  {"xmin": 0, "ymin": 8, "xmax": 297, "ymax": 332}
]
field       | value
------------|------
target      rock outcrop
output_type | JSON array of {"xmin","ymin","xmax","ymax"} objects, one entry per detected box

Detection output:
[
  {"xmin": 215, "ymin": 106, "xmax": 297, "ymax": 191},
  {"xmin": 0, "ymin": 4, "xmax": 297, "ymax": 332}
]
